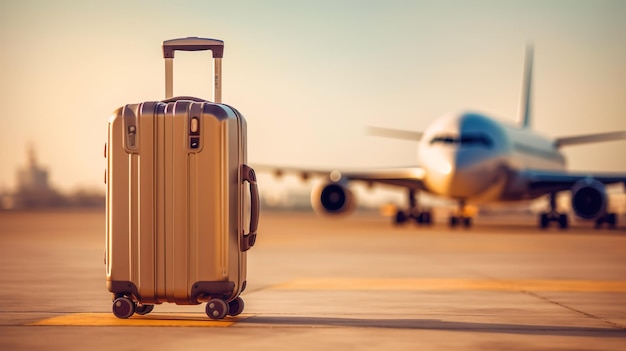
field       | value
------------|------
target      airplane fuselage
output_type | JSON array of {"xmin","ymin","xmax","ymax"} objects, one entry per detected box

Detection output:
[{"xmin": 419, "ymin": 112, "xmax": 565, "ymax": 203}]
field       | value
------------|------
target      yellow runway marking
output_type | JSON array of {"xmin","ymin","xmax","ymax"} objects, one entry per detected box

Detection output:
[
  {"xmin": 29, "ymin": 313, "xmax": 252, "ymax": 327},
  {"xmin": 274, "ymin": 278, "xmax": 626, "ymax": 293}
]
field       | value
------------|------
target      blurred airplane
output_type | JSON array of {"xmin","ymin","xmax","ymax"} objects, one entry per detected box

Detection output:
[{"xmin": 257, "ymin": 47, "xmax": 626, "ymax": 229}]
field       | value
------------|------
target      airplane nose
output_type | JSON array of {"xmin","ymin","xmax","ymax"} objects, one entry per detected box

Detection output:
[
  {"xmin": 429, "ymin": 157, "xmax": 453, "ymax": 176},
  {"xmin": 446, "ymin": 161, "xmax": 487, "ymax": 197},
  {"xmin": 424, "ymin": 150, "xmax": 495, "ymax": 198}
]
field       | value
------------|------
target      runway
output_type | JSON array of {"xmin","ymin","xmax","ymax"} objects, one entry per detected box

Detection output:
[{"xmin": 1, "ymin": 210, "xmax": 625, "ymax": 350}]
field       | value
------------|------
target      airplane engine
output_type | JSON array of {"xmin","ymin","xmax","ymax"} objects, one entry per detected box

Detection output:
[
  {"xmin": 311, "ymin": 181, "xmax": 356, "ymax": 216},
  {"xmin": 571, "ymin": 178, "xmax": 608, "ymax": 220}
]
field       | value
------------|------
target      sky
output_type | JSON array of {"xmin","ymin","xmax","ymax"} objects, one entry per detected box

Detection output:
[{"xmin": 1, "ymin": 0, "xmax": 625, "ymax": 197}]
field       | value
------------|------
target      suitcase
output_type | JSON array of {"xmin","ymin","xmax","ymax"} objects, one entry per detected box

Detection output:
[{"xmin": 105, "ymin": 37, "xmax": 259, "ymax": 320}]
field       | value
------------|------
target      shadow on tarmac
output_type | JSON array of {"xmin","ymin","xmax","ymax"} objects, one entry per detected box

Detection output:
[{"xmin": 245, "ymin": 316, "xmax": 626, "ymax": 337}]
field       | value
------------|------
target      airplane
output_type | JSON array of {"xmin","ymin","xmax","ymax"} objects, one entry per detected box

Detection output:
[{"xmin": 257, "ymin": 47, "xmax": 626, "ymax": 229}]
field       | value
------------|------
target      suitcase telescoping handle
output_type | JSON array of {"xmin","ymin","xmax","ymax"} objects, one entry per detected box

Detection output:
[
  {"xmin": 162, "ymin": 37, "xmax": 224, "ymax": 102},
  {"xmin": 241, "ymin": 164, "xmax": 259, "ymax": 252}
]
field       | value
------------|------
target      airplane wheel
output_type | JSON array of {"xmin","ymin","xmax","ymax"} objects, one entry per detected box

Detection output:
[
  {"xmin": 394, "ymin": 211, "xmax": 408, "ymax": 225},
  {"xmin": 539, "ymin": 213, "xmax": 549, "ymax": 229},
  {"xmin": 415, "ymin": 212, "xmax": 429, "ymax": 225},
  {"xmin": 463, "ymin": 217, "xmax": 472, "ymax": 228},
  {"xmin": 558, "ymin": 214, "xmax": 568, "ymax": 229},
  {"xmin": 595, "ymin": 218, "xmax": 603, "ymax": 229},
  {"xmin": 449, "ymin": 216, "xmax": 458, "ymax": 228},
  {"xmin": 607, "ymin": 213, "xmax": 617, "ymax": 229},
  {"xmin": 423, "ymin": 211, "xmax": 432, "ymax": 225}
]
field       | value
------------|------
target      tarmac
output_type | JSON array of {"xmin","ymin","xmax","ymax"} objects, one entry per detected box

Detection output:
[{"xmin": 0, "ymin": 209, "xmax": 625, "ymax": 350}]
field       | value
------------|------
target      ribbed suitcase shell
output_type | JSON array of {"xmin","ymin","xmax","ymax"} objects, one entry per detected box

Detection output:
[{"xmin": 105, "ymin": 99, "xmax": 251, "ymax": 309}]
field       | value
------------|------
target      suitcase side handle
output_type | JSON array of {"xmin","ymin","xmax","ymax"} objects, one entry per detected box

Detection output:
[{"xmin": 241, "ymin": 164, "xmax": 259, "ymax": 252}]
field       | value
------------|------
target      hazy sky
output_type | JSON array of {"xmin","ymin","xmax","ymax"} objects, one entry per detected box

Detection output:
[{"xmin": 1, "ymin": 0, "xmax": 625, "ymax": 194}]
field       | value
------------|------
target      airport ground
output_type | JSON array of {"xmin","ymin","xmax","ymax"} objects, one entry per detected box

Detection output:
[{"xmin": 0, "ymin": 209, "xmax": 625, "ymax": 350}]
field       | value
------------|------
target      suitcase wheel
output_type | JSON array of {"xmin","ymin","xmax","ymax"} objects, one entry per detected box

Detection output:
[
  {"xmin": 205, "ymin": 299, "xmax": 229, "ymax": 320},
  {"xmin": 227, "ymin": 297, "xmax": 244, "ymax": 317},
  {"xmin": 135, "ymin": 304, "xmax": 154, "ymax": 315},
  {"xmin": 112, "ymin": 297, "xmax": 135, "ymax": 319}
]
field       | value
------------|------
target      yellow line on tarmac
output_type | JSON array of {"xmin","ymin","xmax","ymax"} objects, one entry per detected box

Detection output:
[
  {"xmin": 29, "ymin": 313, "xmax": 252, "ymax": 327},
  {"xmin": 273, "ymin": 278, "xmax": 626, "ymax": 293}
]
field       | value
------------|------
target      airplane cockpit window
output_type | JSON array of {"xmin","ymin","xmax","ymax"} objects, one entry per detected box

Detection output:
[
  {"xmin": 430, "ymin": 133, "xmax": 492, "ymax": 147},
  {"xmin": 430, "ymin": 136, "xmax": 457, "ymax": 144}
]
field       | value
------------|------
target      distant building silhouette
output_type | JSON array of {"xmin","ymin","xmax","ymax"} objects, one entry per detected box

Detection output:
[
  {"xmin": 0, "ymin": 145, "xmax": 104, "ymax": 210},
  {"xmin": 17, "ymin": 145, "xmax": 52, "ymax": 192}
]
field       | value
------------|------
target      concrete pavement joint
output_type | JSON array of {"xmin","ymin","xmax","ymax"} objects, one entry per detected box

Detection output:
[{"xmin": 521, "ymin": 290, "xmax": 626, "ymax": 330}]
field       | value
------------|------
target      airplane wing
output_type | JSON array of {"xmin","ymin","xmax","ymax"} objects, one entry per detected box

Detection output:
[
  {"xmin": 524, "ymin": 169, "xmax": 626, "ymax": 195},
  {"xmin": 555, "ymin": 131, "xmax": 626, "ymax": 147},
  {"xmin": 366, "ymin": 126, "xmax": 423, "ymax": 141},
  {"xmin": 253, "ymin": 164, "xmax": 427, "ymax": 190}
]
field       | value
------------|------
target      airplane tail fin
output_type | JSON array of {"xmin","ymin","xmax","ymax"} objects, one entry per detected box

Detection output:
[{"xmin": 517, "ymin": 45, "xmax": 533, "ymax": 128}]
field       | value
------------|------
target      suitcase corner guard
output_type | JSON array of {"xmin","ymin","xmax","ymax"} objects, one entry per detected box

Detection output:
[
  {"xmin": 107, "ymin": 280, "xmax": 139, "ymax": 298},
  {"xmin": 191, "ymin": 281, "xmax": 236, "ymax": 303}
]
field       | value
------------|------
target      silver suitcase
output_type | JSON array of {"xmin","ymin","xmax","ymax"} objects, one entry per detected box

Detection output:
[{"xmin": 105, "ymin": 37, "xmax": 259, "ymax": 320}]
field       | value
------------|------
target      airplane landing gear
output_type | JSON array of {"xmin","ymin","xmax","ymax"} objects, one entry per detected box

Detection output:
[
  {"xmin": 449, "ymin": 216, "xmax": 472, "ymax": 228},
  {"xmin": 395, "ymin": 210, "xmax": 408, "ymax": 224},
  {"xmin": 595, "ymin": 213, "xmax": 617, "ymax": 229},
  {"xmin": 449, "ymin": 199, "xmax": 472, "ymax": 228},
  {"xmin": 394, "ymin": 189, "xmax": 432, "ymax": 226},
  {"xmin": 539, "ymin": 193, "xmax": 568, "ymax": 229}
]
